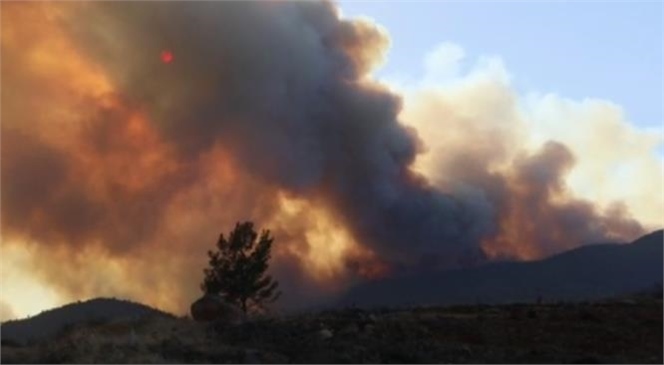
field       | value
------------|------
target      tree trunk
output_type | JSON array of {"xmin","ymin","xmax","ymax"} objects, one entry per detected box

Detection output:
[{"xmin": 241, "ymin": 299, "xmax": 247, "ymax": 314}]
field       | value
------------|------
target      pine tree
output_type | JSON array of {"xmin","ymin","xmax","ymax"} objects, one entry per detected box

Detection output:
[{"xmin": 201, "ymin": 221, "xmax": 280, "ymax": 314}]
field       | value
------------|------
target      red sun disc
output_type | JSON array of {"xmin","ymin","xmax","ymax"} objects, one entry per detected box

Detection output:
[{"xmin": 161, "ymin": 50, "xmax": 174, "ymax": 64}]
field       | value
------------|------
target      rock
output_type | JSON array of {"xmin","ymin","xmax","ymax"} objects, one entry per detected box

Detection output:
[
  {"xmin": 190, "ymin": 294, "xmax": 243, "ymax": 323},
  {"xmin": 128, "ymin": 328, "xmax": 138, "ymax": 346},
  {"xmin": 338, "ymin": 323, "xmax": 359, "ymax": 336},
  {"xmin": 318, "ymin": 328, "xmax": 333, "ymax": 340}
]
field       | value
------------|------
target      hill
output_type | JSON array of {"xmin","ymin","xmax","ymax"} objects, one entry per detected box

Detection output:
[
  {"xmin": 339, "ymin": 230, "xmax": 663, "ymax": 308},
  {"xmin": 1, "ymin": 298, "xmax": 661, "ymax": 363},
  {"xmin": 0, "ymin": 297, "xmax": 172, "ymax": 345}
]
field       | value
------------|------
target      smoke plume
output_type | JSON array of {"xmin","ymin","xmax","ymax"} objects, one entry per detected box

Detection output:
[{"xmin": 1, "ymin": 1, "xmax": 657, "ymax": 315}]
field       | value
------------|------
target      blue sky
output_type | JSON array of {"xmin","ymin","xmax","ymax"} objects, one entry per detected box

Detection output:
[{"xmin": 337, "ymin": 1, "xmax": 662, "ymax": 129}]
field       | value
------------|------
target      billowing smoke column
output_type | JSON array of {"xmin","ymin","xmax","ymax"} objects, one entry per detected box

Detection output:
[
  {"xmin": 0, "ymin": 1, "xmax": 651, "ymax": 314},
  {"xmin": 61, "ymin": 0, "xmax": 494, "ymax": 266}
]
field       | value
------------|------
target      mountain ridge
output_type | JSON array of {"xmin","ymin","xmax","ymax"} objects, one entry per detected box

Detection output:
[{"xmin": 339, "ymin": 230, "xmax": 663, "ymax": 308}]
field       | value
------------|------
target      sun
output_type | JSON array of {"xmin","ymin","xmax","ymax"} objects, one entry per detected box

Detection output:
[
  {"xmin": 161, "ymin": 50, "xmax": 174, "ymax": 64},
  {"xmin": 1, "ymin": 243, "xmax": 63, "ymax": 320}
]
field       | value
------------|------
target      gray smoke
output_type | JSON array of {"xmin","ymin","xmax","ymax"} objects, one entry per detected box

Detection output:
[
  {"xmin": 58, "ymin": 0, "xmax": 495, "ymax": 266},
  {"xmin": 1, "ymin": 0, "xmax": 647, "ymax": 312}
]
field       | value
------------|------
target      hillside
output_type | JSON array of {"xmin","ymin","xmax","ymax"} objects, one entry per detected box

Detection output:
[
  {"xmin": 1, "ymin": 297, "xmax": 661, "ymax": 363},
  {"xmin": 340, "ymin": 230, "xmax": 663, "ymax": 308},
  {"xmin": 0, "ymin": 298, "xmax": 172, "ymax": 345}
]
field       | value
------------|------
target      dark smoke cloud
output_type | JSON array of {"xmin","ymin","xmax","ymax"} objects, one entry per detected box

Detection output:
[
  {"xmin": 1, "ymin": 1, "xmax": 649, "ymax": 313},
  {"xmin": 60, "ymin": 1, "xmax": 493, "ymax": 265}
]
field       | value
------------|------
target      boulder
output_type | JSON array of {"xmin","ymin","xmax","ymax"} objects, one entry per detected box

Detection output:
[
  {"xmin": 190, "ymin": 294, "xmax": 243, "ymax": 323},
  {"xmin": 318, "ymin": 328, "xmax": 333, "ymax": 340}
]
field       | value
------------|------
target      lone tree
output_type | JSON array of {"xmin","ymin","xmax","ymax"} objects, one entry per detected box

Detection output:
[{"xmin": 201, "ymin": 221, "xmax": 280, "ymax": 314}]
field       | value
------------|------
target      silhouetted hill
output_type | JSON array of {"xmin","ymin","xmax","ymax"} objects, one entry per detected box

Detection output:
[
  {"xmin": 0, "ymin": 297, "xmax": 173, "ymax": 345},
  {"xmin": 2, "ymin": 299, "xmax": 662, "ymax": 363},
  {"xmin": 340, "ymin": 230, "xmax": 663, "ymax": 308}
]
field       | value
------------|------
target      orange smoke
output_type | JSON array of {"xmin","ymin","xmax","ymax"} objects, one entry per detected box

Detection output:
[
  {"xmin": 273, "ymin": 196, "xmax": 389, "ymax": 285},
  {"xmin": 1, "ymin": 1, "xmax": 655, "ymax": 320},
  {"xmin": 1, "ymin": 1, "xmax": 386, "ymax": 316}
]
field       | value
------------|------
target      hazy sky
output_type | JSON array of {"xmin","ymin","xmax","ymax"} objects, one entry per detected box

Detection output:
[{"xmin": 338, "ymin": 1, "xmax": 663, "ymax": 129}]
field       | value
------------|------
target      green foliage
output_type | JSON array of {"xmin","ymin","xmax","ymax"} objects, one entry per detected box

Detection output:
[{"xmin": 201, "ymin": 221, "xmax": 280, "ymax": 313}]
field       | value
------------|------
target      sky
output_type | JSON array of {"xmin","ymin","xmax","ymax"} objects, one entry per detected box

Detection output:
[
  {"xmin": 338, "ymin": 1, "xmax": 663, "ymax": 129},
  {"xmin": 1, "ymin": 1, "xmax": 661, "ymax": 322}
]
